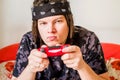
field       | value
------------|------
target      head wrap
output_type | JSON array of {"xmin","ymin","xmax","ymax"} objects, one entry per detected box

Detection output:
[{"xmin": 32, "ymin": 1, "xmax": 71, "ymax": 20}]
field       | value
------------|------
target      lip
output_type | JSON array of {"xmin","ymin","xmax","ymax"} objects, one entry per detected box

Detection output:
[{"xmin": 47, "ymin": 36, "xmax": 57, "ymax": 41}]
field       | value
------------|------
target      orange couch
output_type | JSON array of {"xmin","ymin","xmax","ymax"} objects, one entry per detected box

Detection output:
[{"xmin": 0, "ymin": 43, "xmax": 120, "ymax": 80}]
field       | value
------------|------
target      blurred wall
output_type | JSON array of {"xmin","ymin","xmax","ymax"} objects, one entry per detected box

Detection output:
[
  {"xmin": 0, "ymin": 0, "xmax": 120, "ymax": 48},
  {"xmin": 69, "ymin": 0, "xmax": 120, "ymax": 44},
  {"xmin": 0, "ymin": 0, "xmax": 32, "ymax": 48}
]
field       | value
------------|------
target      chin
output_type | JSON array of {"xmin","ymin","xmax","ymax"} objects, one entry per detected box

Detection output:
[{"xmin": 46, "ymin": 42, "xmax": 63, "ymax": 46}]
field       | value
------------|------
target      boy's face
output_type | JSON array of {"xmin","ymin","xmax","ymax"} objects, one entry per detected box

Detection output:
[{"xmin": 38, "ymin": 15, "xmax": 69, "ymax": 46}]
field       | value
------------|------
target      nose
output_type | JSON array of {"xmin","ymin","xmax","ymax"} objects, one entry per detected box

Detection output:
[{"xmin": 47, "ymin": 23, "xmax": 56, "ymax": 33}]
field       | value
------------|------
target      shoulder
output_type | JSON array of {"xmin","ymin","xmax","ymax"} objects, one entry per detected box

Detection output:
[
  {"xmin": 19, "ymin": 31, "xmax": 37, "ymax": 50},
  {"xmin": 22, "ymin": 31, "xmax": 33, "ymax": 40},
  {"xmin": 74, "ymin": 26, "xmax": 94, "ymax": 38},
  {"xmin": 73, "ymin": 26, "xmax": 97, "ymax": 41},
  {"xmin": 20, "ymin": 31, "xmax": 34, "ymax": 43},
  {"xmin": 73, "ymin": 26, "xmax": 99, "ymax": 47}
]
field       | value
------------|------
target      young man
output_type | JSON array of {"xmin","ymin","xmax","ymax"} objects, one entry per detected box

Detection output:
[{"xmin": 12, "ymin": 0, "xmax": 110, "ymax": 80}]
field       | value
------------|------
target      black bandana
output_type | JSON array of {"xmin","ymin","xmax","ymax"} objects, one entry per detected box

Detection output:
[{"xmin": 32, "ymin": 1, "xmax": 71, "ymax": 20}]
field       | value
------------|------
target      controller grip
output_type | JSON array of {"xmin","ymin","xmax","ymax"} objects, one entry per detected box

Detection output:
[{"xmin": 38, "ymin": 44, "xmax": 70, "ymax": 57}]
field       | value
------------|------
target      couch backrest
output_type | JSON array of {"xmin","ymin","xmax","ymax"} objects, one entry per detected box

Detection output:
[
  {"xmin": 0, "ymin": 43, "xmax": 19, "ymax": 63},
  {"xmin": 101, "ymin": 43, "xmax": 120, "ymax": 60}
]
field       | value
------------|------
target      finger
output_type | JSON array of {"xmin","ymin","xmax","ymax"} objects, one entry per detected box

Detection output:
[
  {"xmin": 42, "ymin": 59, "xmax": 49, "ymax": 68},
  {"xmin": 65, "ymin": 63, "xmax": 78, "ymax": 70},
  {"xmin": 28, "ymin": 63, "xmax": 44, "ymax": 72},
  {"xmin": 41, "ymin": 45, "xmax": 47, "ymax": 48},
  {"xmin": 56, "ymin": 44, "xmax": 61, "ymax": 46},
  {"xmin": 28, "ymin": 59, "xmax": 49, "ymax": 72},
  {"xmin": 61, "ymin": 53, "xmax": 75, "ymax": 60},
  {"xmin": 63, "ymin": 59, "xmax": 75, "ymax": 64},
  {"xmin": 29, "ymin": 55, "xmax": 49, "ymax": 65},
  {"xmin": 40, "ymin": 58, "xmax": 49, "ymax": 66},
  {"xmin": 31, "ymin": 49, "xmax": 47, "ymax": 58},
  {"xmin": 62, "ymin": 45, "xmax": 80, "ymax": 53},
  {"xmin": 37, "ymin": 64, "xmax": 47, "ymax": 71},
  {"xmin": 36, "ymin": 59, "xmax": 49, "ymax": 71},
  {"xmin": 30, "ymin": 56, "xmax": 45, "ymax": 64}
]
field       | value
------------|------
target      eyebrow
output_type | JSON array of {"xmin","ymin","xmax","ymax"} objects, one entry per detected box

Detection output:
[
  {"xmin": 57, "ymin": 16, "xmax": 65, "ymax": 19},
  {"xmin": 38, "ymin": 16, "xmax": 65, "ymax": 22}
]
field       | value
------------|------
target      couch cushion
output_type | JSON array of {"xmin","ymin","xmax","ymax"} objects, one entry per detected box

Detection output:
[
  {"xmin": 101, "ymin": 43, "xmax": 120, "ymax": 80},
  {"xmin": 0, "ymin": 60, "xmax": 15, "ymax": 80},
  {"xmin": 0, "ymin": 43, "xmax": 19, "ymax": 63},
  {"xmin": 101, "ymin": 43, "xmax": 120, "ymax": 60}
]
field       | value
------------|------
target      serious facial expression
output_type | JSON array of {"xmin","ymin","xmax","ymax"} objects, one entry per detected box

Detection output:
[{"xmin": 38, "ymin": 15, "xmax": 69, "ymax": 46}]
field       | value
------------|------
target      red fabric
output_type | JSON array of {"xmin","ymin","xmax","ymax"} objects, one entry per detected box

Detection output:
[
  {"xmin": 0, "ymin": 43, "xmax": 19, "ymax": 63},
  {"xmin": 101, "ymin": 43, "xmax": 120, "ymax": 60}
]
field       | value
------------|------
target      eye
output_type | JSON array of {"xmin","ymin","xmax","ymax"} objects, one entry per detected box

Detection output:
[
  {"xmin": 38, "ymin": 22, "xmax": 47, "ymax": 26},
  {"xmin": 55, "ymin": 19, "xmax": 63, "ymax": 23}
]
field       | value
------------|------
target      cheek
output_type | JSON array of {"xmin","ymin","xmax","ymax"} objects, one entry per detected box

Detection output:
[
  {"xmin": 38, "ymin": 27, "xmax": 46, "ymax": 41},
  {"xmin": 58, "ymin": 26, "xmax": 69, "ymax": 41}
]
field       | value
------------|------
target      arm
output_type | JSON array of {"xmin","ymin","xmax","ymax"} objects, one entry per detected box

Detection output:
[
  {"xmin": 11, "ymin": 32, "xmax": 37, "ymax": 80},
  {"xmin": 77, "ymin": 60, "xmax": 110, "ymax": 80},
  {"xmin": 12, "ymin": 32, "xmax": 49, "ymax": 80},
  {"xmin": 61, "ymin": 45, "xmax": 110, "ymax": 80},
  {"xmin": 77, "ymin": 32, "xmax": 110, "ymax": 80},
  {"xmin": 17, "ymin": 49, "xmax": 49, "ymax": 80},
  {"xmin": 61, "ymin": 31, "xmax": 110, "ymax": 80},
  {"xmin": 12, "ymin": 49, "xmax": 49, "ymax": 80},
  {"xmin": 11, "ymin": 66, "xmax": 36, "ymax": 80}
]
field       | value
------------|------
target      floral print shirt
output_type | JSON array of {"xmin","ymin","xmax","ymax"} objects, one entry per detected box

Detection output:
[{"xmin": 13, "ymin": 26, "xmax": 107, "ymax": 80}]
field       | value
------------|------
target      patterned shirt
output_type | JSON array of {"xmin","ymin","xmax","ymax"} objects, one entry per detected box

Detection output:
[{"xmin": 13, "ymin": 26, "xmax": 107, "ymax": 80}]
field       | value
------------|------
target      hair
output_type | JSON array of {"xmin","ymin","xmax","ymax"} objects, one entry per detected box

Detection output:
[{"xmin": 32, "ymin": 0, "xmax": 74, "ymax": 47}]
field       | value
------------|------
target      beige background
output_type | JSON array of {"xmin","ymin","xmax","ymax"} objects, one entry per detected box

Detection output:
[{"xmin": 0, "ymin": 0, "xmax": 120, "ymax": 48}]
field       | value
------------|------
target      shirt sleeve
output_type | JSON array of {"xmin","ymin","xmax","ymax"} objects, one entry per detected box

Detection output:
[
  {"xmin": 12, "ymin": 32, "xmax": 35, "ymax": 77},
  {"xmin": 81, "ymin": 32, "xmax": 108, "ymax": 74}
]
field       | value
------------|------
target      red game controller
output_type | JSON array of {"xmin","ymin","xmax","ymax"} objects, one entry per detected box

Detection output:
[{"xmin": 38, "ymin": 44, "xmax": 69, "ymax": 57}]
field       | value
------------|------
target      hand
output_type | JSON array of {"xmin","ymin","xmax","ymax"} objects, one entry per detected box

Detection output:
[
  {"xmin": 27, "ymin": 46, "xmax": 49, "ymax": 73},
  {"xmin": 61, "ymin": 45, "xmax": 85, "ymax": 70}
]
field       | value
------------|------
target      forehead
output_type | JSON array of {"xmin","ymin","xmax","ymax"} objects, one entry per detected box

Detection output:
[{"xmin": 38, "ymin": 15, "xmax": 65, "ymax": 21}]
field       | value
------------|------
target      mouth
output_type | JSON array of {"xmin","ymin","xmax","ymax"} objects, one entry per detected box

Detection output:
[{"xmin": 47, "ymin": 36, "xmax": 57, "ymax": 41}]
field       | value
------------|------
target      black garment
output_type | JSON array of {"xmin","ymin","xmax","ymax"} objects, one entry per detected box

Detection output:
[{"xmin": 13, "ymin": 26, "xmax": 107, "ymax": 80}]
